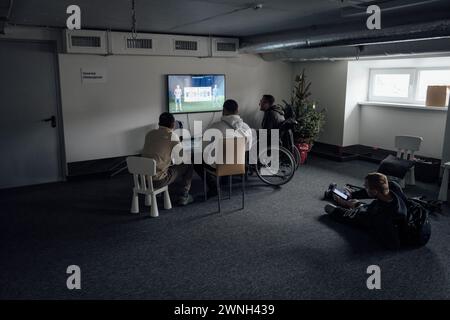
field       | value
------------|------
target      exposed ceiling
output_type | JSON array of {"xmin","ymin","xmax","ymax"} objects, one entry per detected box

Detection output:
[
  {"xmin": 8, "ymin": 0, "xmax": 345, "ymax": 37},
  {"xmin": 4, "ymin": 0, "xmax": 450, "ymax": 60}
]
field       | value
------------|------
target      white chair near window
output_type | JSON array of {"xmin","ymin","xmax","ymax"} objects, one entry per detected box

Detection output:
[
  {"xmin": 126, "ymin": 156, "xmax": 172, "ymax": 217},
  {"xmin": 394, "ymin": 135, "xmax": 423, "ymax": 187}
]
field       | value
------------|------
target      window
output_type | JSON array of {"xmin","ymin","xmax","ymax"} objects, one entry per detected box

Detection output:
[
  {"xmin": 369, "ymin": 68, "xmax": 414, "ymax": 103},
  {"xmin": 369, "ymin": 67, "xmax": 450, "ymax": 105},
  {"xmin": 416, "ymin": 69, "xmax": 450, "ymax": 102}
]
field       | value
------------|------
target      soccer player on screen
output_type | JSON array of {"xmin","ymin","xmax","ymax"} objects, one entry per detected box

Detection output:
[
  {"xmin": 174, "ymin": 85, "xmax": 183, "ymax": 112},
  {"xmin": 212, "ymin": 84, "xmax": 219, "ymax": 107}
]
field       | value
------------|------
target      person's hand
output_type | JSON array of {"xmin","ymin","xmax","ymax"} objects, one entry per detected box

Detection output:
[
  {"xmin": 343, "ymin": 187, "xmax": 353, "ymax": 199},
  {"xmin": 333, "ymin": 195, "xmax": 359, "ymax": 209}
]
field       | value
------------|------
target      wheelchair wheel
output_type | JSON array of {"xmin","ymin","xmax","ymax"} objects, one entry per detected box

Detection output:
[
  {"xmin": 255, "ymin": 146, "xmax": 296, "ymax": 186},
  {"xmin": 291, "ymin": 145, "xmax": 301, "ymax": 170}
]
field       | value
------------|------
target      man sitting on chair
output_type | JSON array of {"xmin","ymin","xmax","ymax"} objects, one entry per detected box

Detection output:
[
  {"xmin": 194, "ymin": 99, "xmax": 252, "ymax": 195},
  {"xmin": 142, "ymin": 112, "xmax": 194, "ymax": 206}
]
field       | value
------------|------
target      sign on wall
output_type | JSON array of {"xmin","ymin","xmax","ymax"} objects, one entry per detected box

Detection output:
[{"xmin": 81, "ymin": 68, "xmax": 107, "ymax": 83}]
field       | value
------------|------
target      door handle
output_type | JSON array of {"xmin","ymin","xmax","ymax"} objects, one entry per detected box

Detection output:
[{"xmin": 42, "ymin": 115, "xmax": 57, "ymax": 128}]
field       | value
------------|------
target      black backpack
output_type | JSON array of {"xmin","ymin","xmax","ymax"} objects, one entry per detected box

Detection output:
[{"xmin": 401, "ymin": 198, "xmax": 432, "ymax": 246}]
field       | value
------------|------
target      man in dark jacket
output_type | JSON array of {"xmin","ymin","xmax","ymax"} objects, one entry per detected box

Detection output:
[
  {"xmin": 324, "ymin": 172, "xmax": 408, "ymax": 250},
  {"xmin": 260, "ymin": 95, "xmax": 285, "ymax": 130}
]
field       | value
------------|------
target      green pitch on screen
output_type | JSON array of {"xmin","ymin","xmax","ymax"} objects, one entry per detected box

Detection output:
[{"xmin": 169, "ymin": 96, "xmax": 225, "ymax": 113}]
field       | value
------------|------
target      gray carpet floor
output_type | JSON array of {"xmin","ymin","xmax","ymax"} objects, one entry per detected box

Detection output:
[{"xmin": 0, "ymin": 156, "xmax": 449, "ymax": 299}]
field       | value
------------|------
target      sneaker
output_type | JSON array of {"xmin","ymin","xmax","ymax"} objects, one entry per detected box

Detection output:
[{"xmin": 177, "ymin": 194, "xmax": 194, "ymax": 206}]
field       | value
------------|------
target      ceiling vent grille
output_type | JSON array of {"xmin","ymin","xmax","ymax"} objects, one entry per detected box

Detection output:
[
  {"xmin": 175, "ymin": 40, "xmax": 198, "ymax": 51},
  {"xmin": 211, "ymin": 38, "xmax": 239, "ymax": 57},
  {"xmin": 217, "ymin": 42, "xmax": 237, "ymax": 52},
  {"xmin": 126, "ymin": 38, "xmax": 153, "ymax": 49},
  {"xmin": 71, "ymin": 36, "xmax": 101, "ymax": 48},
  {"xmin": 65, "ymin": 30, "xmax": 108, "ymax": 54}
]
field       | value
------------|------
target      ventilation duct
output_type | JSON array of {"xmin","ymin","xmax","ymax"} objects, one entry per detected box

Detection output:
[
  {"xmin": 211, "ymin": 37, "xmax": 239, "ymax": 57},
  {"xmin": 127, "ymin": 38, "xmax": 152, "ymax": 49},
  {"xmin": 109, "ymin": 32, "xmax": 156, "ymax": 55},
  {"xmin": 71, "ymin": 36, "xmax": 101, "ymax": 48},
  {"xmin": 241, "ymin": 19, "xmax": 450, "ymax": 54},
  {"xmin": 64, "ymin": 30, "xmax": 108, "ymax": 54},
  {"xmin": 260, "ymin": 38, "xmax": 450, "ymax": 61},
  {"xmin": 174, "ymin": 40, "xmax": 198, "ymax": 51},
  {"xmin": 217, "ymin": 42, "xmax": 237, "ymax": 52},
  {"xmin": 109, "ymin": 34, "xmax": 239, "ymax": 57}
]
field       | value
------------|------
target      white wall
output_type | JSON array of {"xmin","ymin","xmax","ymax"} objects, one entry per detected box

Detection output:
[
  {"xmin": 342, "ymin": 62, "xmax": 370, "ymax": 146},
  {"xmin": 294, "ymin": 57, "xmax": 449, "ymax": 158},
  {"xmin": 293, "ymin": 61, "xmax": 348, "ymax": 146},
  {"xmin": 359, "ymin": 104, "xmax": 447, "ymax": 158},
  {"xmin": 59, "ymin": 54, "xmax": 293, "ymax": 162},
  {"xmin": 350, "ymin": 57, "xmax": 450, "ymax": 159}
]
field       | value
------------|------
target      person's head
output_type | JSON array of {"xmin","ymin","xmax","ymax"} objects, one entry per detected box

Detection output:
[
  {"xmin": 159, "ymin": 112, "xmax": 175, "ymax": 129},
  {"xmin": 176, "ymin": 85, "xmax": 180, "ymax": 89},
  {"xmin": 259, "ymin": 94, "xmax": 275, "ymax": 111},
  {"xmin": 222, "ymin": 99, "xmax": 239, "ymax": 116},
  {"xmin": 364, "ymin": 172, "xmax": 390, "ymax": 198}
]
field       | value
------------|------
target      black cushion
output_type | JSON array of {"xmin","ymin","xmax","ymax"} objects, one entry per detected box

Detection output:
[{"xmin": 378, "ymin": 154, "xmax": 415, "ymax": 179}]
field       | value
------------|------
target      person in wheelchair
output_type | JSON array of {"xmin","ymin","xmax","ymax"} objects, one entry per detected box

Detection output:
[
  {"xmin": 260, "ymin": 94, "xmax": 285, "ymax": 131},
  {"xmin": 324, "ymin": 173, "xmax": 408, "ymax": 250}
]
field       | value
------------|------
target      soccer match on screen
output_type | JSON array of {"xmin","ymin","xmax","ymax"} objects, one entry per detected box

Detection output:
[{"xmin": 168, "ymin": 75, "xmax": 225, "ymax": 114}]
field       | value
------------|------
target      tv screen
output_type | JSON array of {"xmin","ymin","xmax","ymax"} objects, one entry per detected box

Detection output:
[{"xmin": 167, "ymin": 74, "xmax": 225, "ymax": 114}]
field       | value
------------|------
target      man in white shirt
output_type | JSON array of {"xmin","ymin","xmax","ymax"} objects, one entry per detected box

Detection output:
[{"xmin": 195, "ymin": 99, "xmax": 252, "ymax": 195}]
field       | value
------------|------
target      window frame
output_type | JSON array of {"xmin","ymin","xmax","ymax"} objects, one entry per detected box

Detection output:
[
  {"xmin": 368, "ymin": 67, "xmax": 450, "ymax": 105},
  {"xmin": 368, "ymin": 68, "xmax": 416, "ymax": 103}
]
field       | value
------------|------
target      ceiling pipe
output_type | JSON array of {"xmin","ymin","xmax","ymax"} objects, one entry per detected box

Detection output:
[
  {"xmin": 260, "ymin": 38, "xmax": 450, "ymax": 62},
  {"xmin": 240, "ymin": 19, "xmax": 450, "ymax": 54}
]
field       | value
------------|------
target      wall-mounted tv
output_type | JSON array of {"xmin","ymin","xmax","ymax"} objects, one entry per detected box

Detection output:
[{"xmin": 167, "ymin": 74, "xmax": 225, "ymax": 114}]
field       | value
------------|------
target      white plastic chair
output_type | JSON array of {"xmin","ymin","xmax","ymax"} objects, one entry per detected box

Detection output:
[
  {"xmin": 394, "ymin": 135, "xmax": 423, "ymax": 187},
  {"xmin": 126, "ymin": 156, "xmax": 172, "ymax": 217}
]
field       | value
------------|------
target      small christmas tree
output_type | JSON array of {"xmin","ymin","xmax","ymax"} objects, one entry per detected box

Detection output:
[
  {"xmin": 283, "ymin": 69, "xmax": 326, "ymax": 144},
  {"xmin": 291, "ymin": 69, "xmax": 311, "ymax": 114}
]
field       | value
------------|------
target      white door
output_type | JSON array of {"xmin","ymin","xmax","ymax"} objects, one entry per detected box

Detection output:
[{"xmin": 0, "ymin": 40, "xmax": 64, "ymax": 189}]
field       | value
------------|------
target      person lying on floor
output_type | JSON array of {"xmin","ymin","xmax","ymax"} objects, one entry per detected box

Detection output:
[
  {"xmin": 142, "ymin": 112, "xmax": 194, "ymax": 206},
  {"xmin": 324, "ymin": 172, "xmax": 408, "ymax": 250}
]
